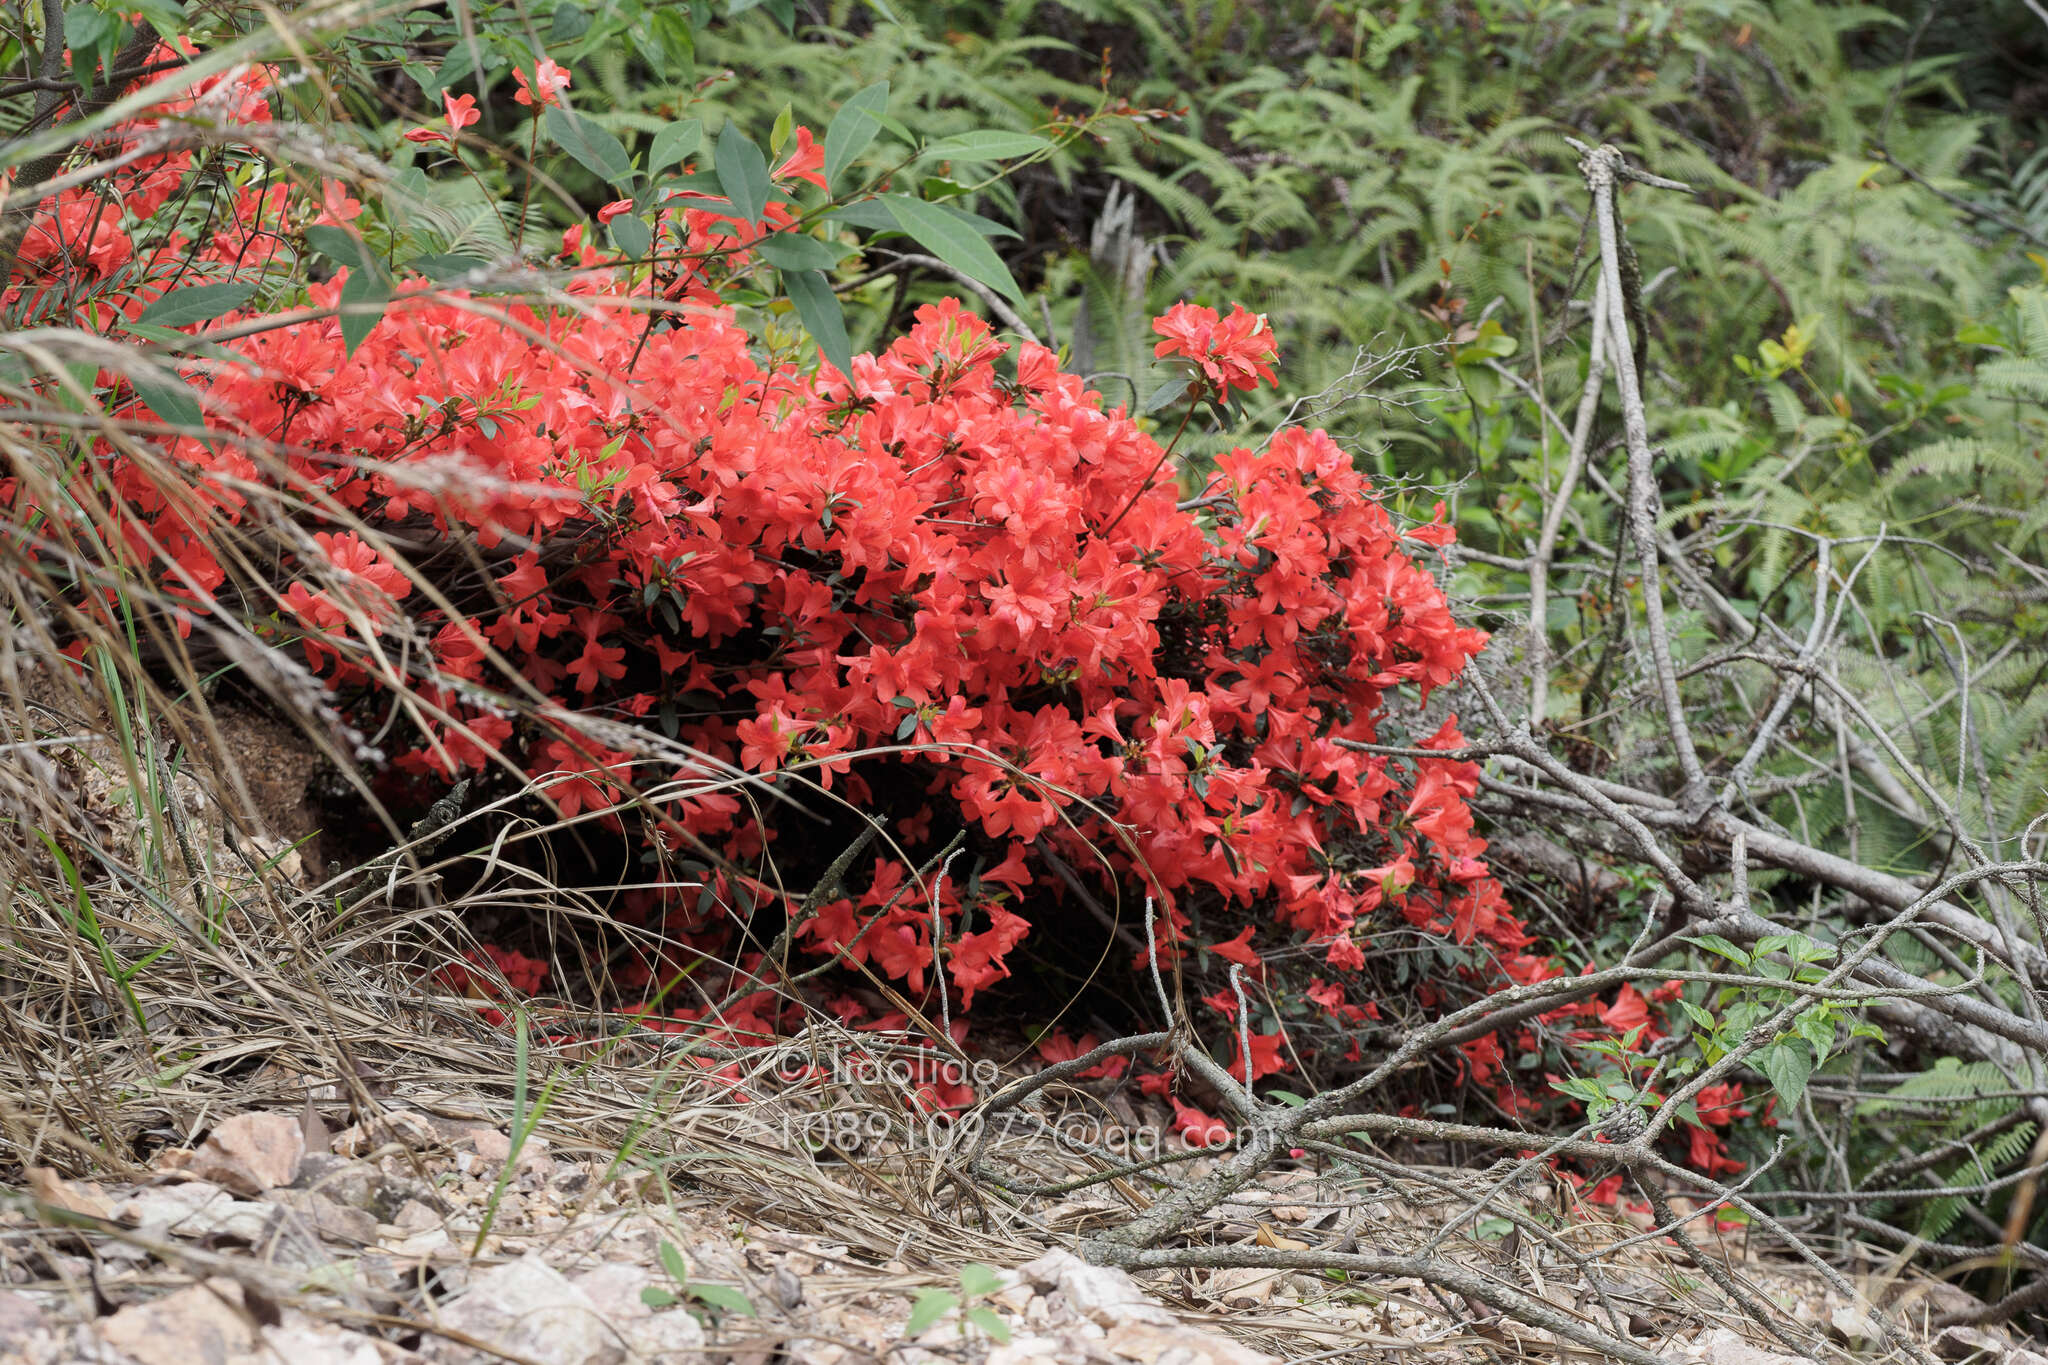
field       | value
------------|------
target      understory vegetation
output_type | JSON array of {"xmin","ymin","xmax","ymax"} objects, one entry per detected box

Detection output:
[{"xmin": 5, "ymin": 0, "xmax": 2048, "ymax": 1350}]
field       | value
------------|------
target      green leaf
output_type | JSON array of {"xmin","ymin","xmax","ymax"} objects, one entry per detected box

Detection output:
[
  {"xmin": 305, "ymin": 225, "xmax": 371, "ymax": 267},
  {"xmin": 408, "ymin": 253, "xmax": 490, "ymax": 281},
  {"xmin": 782, "ymin": 269, "xmax": 854, "ymax": 382},
  {"xmin": 658, "ymin": 1240, "xmax": 689, "ymax": 1284},
  {"xmin": 957, "ymin": 1264, "xmax": 1003, "ymax": 1298},
  {"xmin": 715, "ymin": 121, "xmax": 772, "ymax": 226},
  {"xmin": 1549, "ymin": 1076, "xmax": 1605, "ymax": 1104},
  {"xmin": 309, "ymin": 228, "xmax": 393, "ymax": 356},
  {"xmin": 666, "ymin": 193, "xmax": 737, "ymax": 215},
  {"xmin": 135, "ymin": 282, "xmax": 258, "ymax": 329},
  {"xmin": 610, "ymin": 213, "xmax": 653, "ymax": 259},
  {"xmin": 650, "ymin": 120, "xmax": 703, "ymax": 175},
  {"xmin": 827, "ymin": 198, "xmax": 1017, "ymax": 239},
  {"xmin": 905, "ymin": 1289, "xmax": 957, "ymax": 1337},
  {"xmin": 755, "ymin": 233, "xmax": 850, "ymax": 272},
  {"xmin": 824, "ymin": 81, "xmax": 888, "ymax": 191},
  {"xmin": 120, "ymin": 323, "xmax": 238, "ymax": 363},
  {"xmin": 1147, "ymin": 371, "xmax": 1196, "ymax": 411},
  {"xmin": 1683, "ymin": 934, "xmax": 1751, "ymax": 968},
  {"xmin": 547, "ymin": 106, "xmax": 637, "ymax": 190},
  {"xmin": 550, "ymin": 3, "xmax": 591, "ymax": 43},
  {"xmin": 131, "ymin": 373, "xmax": 205, "ymax": 430},
  {"xmin": 770, "ymin": 103, "xmax": 794, "ymax": 157},
  {"xmin": 687, "ymin": 1284, "xmax": 755, "ymax": 1317},
  {"xmin": 131, "ymin": 0, "xmax": 187, "ymax": 38},
  {"xmin": 1453, "ymin": 318, "xmax": 1519, "ymax": 366},
  {"xmin": 916, "ymin": 130, "xmax": 1049, "ymax": 163},
  {"xmin": 338, "ymin": 259, "xmax": 392, "ymax": 357},
  {"xmin": 884, "ymin": 195, "xmax": 1023, "ymax": 305},
  {"xmin": 964, "ymin": 1306, "xmax": 1011, "ymax": 1343},
  {"xmin": 1757, "ymin": 1040, "xmax": 1813, "ymax": 1111},
  {"xmin": 1794, "ymin": 1011, "xmax": 1835, "ymax": 1065},
  {"xmin": 640, "ymin": 1286, "xmax": 679, "ymax": 1308}
]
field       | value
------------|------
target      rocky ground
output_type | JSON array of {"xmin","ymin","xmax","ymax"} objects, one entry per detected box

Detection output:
[{"xmin": 5, "ymin": 1099, "xmax": 2042, "ymax": 1365}]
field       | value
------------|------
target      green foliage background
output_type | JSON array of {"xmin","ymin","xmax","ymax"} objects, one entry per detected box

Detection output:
[{"xmin": 668, "ymin": 0, "xmax": 2048, "ymax": 1218}]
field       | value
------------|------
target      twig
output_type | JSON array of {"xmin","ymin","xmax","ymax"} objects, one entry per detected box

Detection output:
[
  {"xmin": 1519, "ymin": 271, "xmax": 1608, "ymax": 724},
  {"xmin": 1570, "ymin": 140, "xmax": 1708, "ymax": 806}
]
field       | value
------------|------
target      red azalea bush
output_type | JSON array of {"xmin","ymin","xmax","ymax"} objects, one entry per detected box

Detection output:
[{"xmin": 4, "ymin": 43, "xmax": 1728, "ymax": 1163}]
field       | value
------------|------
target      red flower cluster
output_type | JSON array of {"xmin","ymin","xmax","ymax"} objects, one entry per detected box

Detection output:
[{"xmin": 6, "ymin": 60, "xmax": 1558, "ymax": 1111}]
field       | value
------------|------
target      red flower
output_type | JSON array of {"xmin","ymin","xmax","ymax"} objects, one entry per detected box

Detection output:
[
  {"xmin": 567, "ymin": 637, "xmax": 626, "ymax": 692},
  {"xmin": 950, "ymin": 904, "xmax": 1029, "ymax": 1009},
  {"xmin": 1208, "ymin": 926, "xmax": 1262, "ymax": 970},
  {"xmin": 1172, "ymin": 1100, "xmax": 1232, "ymax": 1148},
  {"xmin": 1152, "ymin": 301, "xmax": 1279, "ymax": 398},
  {"xmin": 774, "ymin": 127, "xmax": 827, "ymax": 189},
  {"xmin": 1406, "ymin": 500, "xmax": 1458, "ymax": 546},
  {"xmin": 596, "ymin": 199, "xmax": 635, "ymax": 224},
  {"xmin": 405, "ymin": 92, "xmax": 480, "ymax": 144},
  {"xmin": 1231, "ymin": 1029, "xmax": 1291, "ymax": 1083},
  {"xmin": 514, "ymin": 58, "xmax": 571, "ymax": 108},
  {"xmin": 1600, "ymin": 984, "xmax": 1650, "ymax": 1037},
  {"xmin": 1694, "ymin": 1083, "xmax": 1752, "ymax": 1127},
  {"xmin": 1036, "ymin": 1031, "xmax": 1128, "ymax": 1080},
  {"xmin": 315, "ymin": 181, "xmax": 362, "ymax": 225}
]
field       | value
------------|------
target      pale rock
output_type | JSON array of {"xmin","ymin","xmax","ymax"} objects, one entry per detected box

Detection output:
[
  {"xmin": 423, "ymin": 1254, "xmax": 612, "ymax": 1365},
  {"xmin": 17, "ymin": 1322, "xmax": 137, "ymax": 1365},
  {"xmin": 987, "ymin": 1335, "xmax": 1078, "ymax": 1365},
  {"xmin": 187, "ymin": 1113, "xmax": 304, "ymax": 1195},
  {"xmin": 151, "ymin": 1149, "xmax": 196, "ymax": 1176},
  {"xmin": 275, "ymin": 1190, "xmax": 379, "ymax": 1245},
  {"xmin": 391, "ymin": 1200, "xmax": 440, "ymax": 1233},
  {"xmin": 24, "ymin": 1167, "xmax": 113, "ymax": 1220},
  {"xmin": 258, "ymin": 1320, "xmax": 389, "ymax": 1365},
  {"xmin": 463, "ymin": 1128, "xmax": 513, "ymax": 1163},
  {"xmin": 460, "ymin": 1129, "xmax": 552, "ymax": 1173},
  {"xmin": 1103, "ymin": 1320, "xmax": 1279, "ymax": 1365},
  {"xmin": 571, "ymin": 1262, "xmax": 708, "ymax": 1360},
  {"xmin": 989, "ymin": 1283, "xmax": 1036, "ymax": 1314},
  {"xmin": 1829, "ymin": 1303, "xmax": 1881, "ymax": 1345},
  {"xmin": 386, "ymin": 1226, "xmax": 453, "ymax": 1260},
  {"xmin": 96, "ymin": 1278, "xmax": 259, "ymax": 1365},
  {"xmin": 1196, "ymin": 1266, "xmax": 1276, "ymax": 1309},
  {"xmin": 1679, "ymin": 1327, "xmax": 1807, "ymax": 1365},
  {"xmin": 1012, "ymin": 1250, "xmax": 1175, "ymax": 1328},
  {"xmin": 332, "ymin": 1111, "xmax": 440, "ymax": 1158},
  {"xmin": 1934, "ymin": 1325, "xmax": 2008, "ymax": 1361},
  {"xmin": 0, "ymin": 1288, "xmax": 47, "ymax": 1337},
  {"xmin": 784, "ymin": 1345, "xmax": 847, "ymax": 1365},
  {"xmin": 115, "ymin": 1184, "xmax": 273, "ymax": 1242}
]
